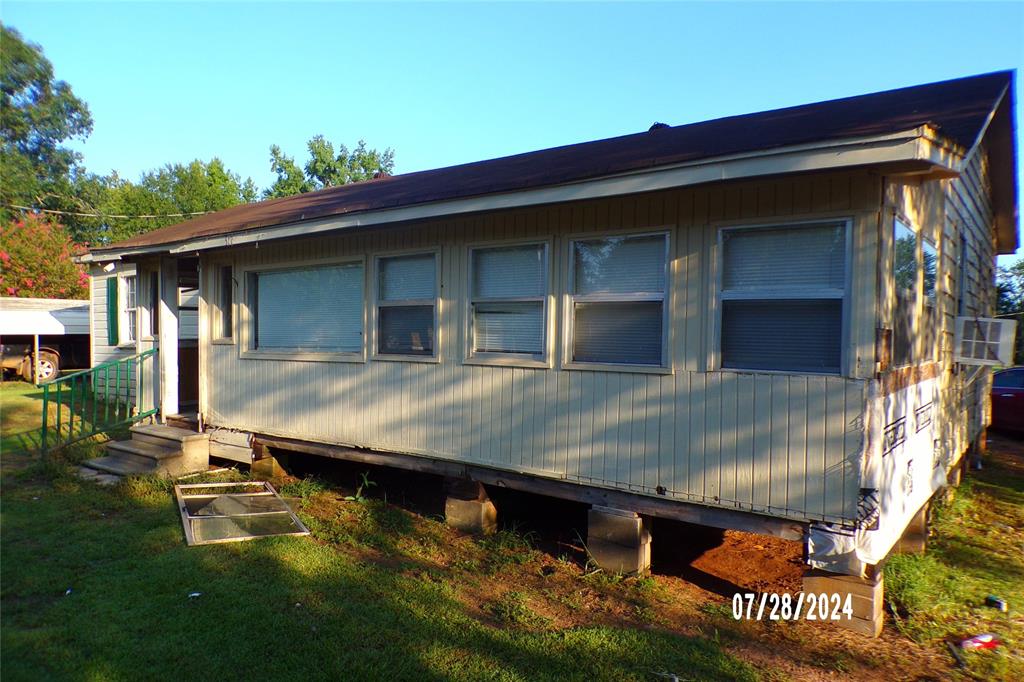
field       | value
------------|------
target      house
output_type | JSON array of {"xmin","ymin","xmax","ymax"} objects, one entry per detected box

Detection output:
[{"xmin": 76, "ymin": 71, "xmax": 1018, "ymax": 636}]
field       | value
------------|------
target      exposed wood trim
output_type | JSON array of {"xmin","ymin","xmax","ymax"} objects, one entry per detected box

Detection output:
[
  {"xmin": 254, "ymin": 434, "xmax": 807, "ymax": 541},
  {"xmin": 878, "ymin": 362, "xmax": 942, "ymax": 396}
]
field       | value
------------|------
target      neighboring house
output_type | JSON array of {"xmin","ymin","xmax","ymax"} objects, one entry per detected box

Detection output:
[
  {"xmin": 0, "ymin": 297, "xmax": 90, "ymax": 381},
  {"xmin": 79, "ymin": 72, "xmax": 1018, "ymax": 636}
]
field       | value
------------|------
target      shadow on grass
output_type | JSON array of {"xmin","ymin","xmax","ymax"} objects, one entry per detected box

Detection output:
[{"xmin": 1, "ymin": 457, "xmax": 758, "ymax": 682}]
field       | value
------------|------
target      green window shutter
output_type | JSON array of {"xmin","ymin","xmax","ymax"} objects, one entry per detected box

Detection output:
[{"xmin": 106, "ymin": 277, "xmax": 119, "ymax": 345}]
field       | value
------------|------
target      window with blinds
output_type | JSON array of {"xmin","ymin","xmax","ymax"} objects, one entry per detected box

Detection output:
[
  {"xmin": 122, "ymin": 275, "xmax": 137, "ymax": 344},
  {"xmin": 377, "ymin": 253, "xmax": 437, "ymax": 356},
  {"xmin": 892, "ymin": 219, "xmax": 918, "ymax": 367},
  {"xmin": 720, "ymin": 222, "xmax": 847, "ymax": 374},
  {"xmin": 569, "ymin": 234, "xmax": 667, "ymax": 366},
  {"xmin": 470, "ymin": 244, "xmax": 547, "ymax": 358},
  {"xmin": 252, "ymin": 263, "xmax": 364, "ymax": 352}
]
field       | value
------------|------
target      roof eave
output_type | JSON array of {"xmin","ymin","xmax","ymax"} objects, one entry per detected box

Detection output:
[{"xmin": 80, "ymin": 126, "xmax": 963, "ymax": 262}]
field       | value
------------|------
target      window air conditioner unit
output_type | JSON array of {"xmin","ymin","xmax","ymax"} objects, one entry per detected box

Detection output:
[{"xmin": 954, "ymin": 316, "xmax": 1018, "ymax": 366}]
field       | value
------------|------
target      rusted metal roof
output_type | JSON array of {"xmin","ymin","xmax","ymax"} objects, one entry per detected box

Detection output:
[{"xmin": 96, "ymin": 71, "xmax": 1013, "ymax": 253}]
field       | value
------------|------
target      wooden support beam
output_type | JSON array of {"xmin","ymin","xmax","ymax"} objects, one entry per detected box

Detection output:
[{"xmin": 255, "ymin": 435, "xmax": 807, "ymax": 541}]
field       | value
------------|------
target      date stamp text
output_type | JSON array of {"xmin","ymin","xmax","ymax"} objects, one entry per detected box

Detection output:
[{"xmin": 731, "ymin": 593, "xmax": 853, "ymax": 621}]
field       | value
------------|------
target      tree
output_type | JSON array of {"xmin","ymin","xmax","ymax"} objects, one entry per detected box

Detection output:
[
  {"xmin": 264, "ymin": 136, "xmax": 394, "ymax": 198},
  {"xmin": 996, "ymin": 259, "xmax": 1024, "ymax": 365},
  {"xmin": 68, "ymin": 159, "xmax": 258, "ymax": 245},
  {"xmin": 0, "ymin": 212, "xmax": 89, "ymax": 299},
  {"xmin": 0, "ymin": 25, "xmax": 92, "ymax": 222}
]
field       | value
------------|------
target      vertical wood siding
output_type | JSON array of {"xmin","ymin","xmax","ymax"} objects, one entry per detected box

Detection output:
[
  {"xmin": 202, "ymin": 171, "xmax": 878, "ymax": 524},
  {"xmin": 884, "ymin": 148, "xmax": 998, "ymax": 464}
]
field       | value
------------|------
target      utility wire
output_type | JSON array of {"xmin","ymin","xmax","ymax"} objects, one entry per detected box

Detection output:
[{"xmin": 6, "ymin": 203, "xmax": 210, "ymax": 219}]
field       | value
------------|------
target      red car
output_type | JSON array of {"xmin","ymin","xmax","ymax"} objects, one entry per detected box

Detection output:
[{"xmin": 991, "ymin": 367, "xmax": 1024, "ymax": 433}]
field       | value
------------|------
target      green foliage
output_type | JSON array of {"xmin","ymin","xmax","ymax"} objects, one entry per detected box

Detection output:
[
  {"xmin": 0, "ymin": 25, "xmax": 92, "ymax": 224},
  {"xmin": 0, "ymin": 212, "xmax": 88, "ymax": 298},
  {"xmin": 69, "ymin": 159, "xmax": 258, "ymax": 245},
  {"xmin": 343, "ymin": 470, "xmax": 377, "ymax": 502},
  {"xmin": 264, "ymin": 136, "xmax": 394, "ymax": 198},
  {"xmin": 279, "ymin": 476, "xmax": 328, "ymax": 501},
  {"xmin": 996, "ymin": 259, "xmax": 1024, "ymax": 364},
  {"xmin": 882, "ymin": 454, "xmax": 1024, "ymax": 679}
]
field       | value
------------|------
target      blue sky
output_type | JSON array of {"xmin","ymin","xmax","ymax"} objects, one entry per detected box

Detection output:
[{"xmin": 5, "ymin": 1, "xmax": 1023, "ymax": 259}]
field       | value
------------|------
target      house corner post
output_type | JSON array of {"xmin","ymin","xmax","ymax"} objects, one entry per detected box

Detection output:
[{"xmin": 158, "ymin": 257, "xmax": 179, "ymax": 421}]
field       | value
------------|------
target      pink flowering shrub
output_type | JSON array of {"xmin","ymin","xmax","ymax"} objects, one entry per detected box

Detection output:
[{"xmin": 0, "ymin": 213, "xmax": 90, "ymax": 299}]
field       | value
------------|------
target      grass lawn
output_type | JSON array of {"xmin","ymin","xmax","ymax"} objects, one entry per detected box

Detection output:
[
  {"xmin": 1, "ymin": 379, "xmax": 129, "ymax": 455},
  {"xmin": 1, "ymin": 381, "xmax": 52, "ymax": 454},
  {"xmin": 0, "ymin": 445, "xmax": 758, "ymax": 682},
  {"xmin": 884, "ymin": 433, "xmax": 1024, "ymax": 680},
  {"xmin": 2, "ymin": 382, "xmax": 1022, "ymax": 680}
]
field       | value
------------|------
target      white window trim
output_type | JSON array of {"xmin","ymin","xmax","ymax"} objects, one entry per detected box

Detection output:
[
  {"xmin": 210, "ymin": 260, "xmax": 236, "ymax": 345},
  {"xmin": 371, "ymin": 248, "xmax": 442, "ymax": 363},
  {"xmin": 137, "ymin": 267, "xmax": 159, "ymax": 343},
  {"xmin": 118, "ymin": 273, "xmax": 138, "ymax": 348},
  {"xmin": 711, "ymin": 217, "xmax": 853, "ymax": 377},
  {"xmin": 238, "ymin": 255, "xmax": 367, "ymax": 363},
  {"xmin": 561, "ymin": 228, "xmax": 672, "ymax": 374},
  {"xmin": 464, "ymin": 238, "xmax": 553, "ymax": 369}
]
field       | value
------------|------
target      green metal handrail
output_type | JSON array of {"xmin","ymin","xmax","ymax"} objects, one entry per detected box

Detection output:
[{"xmin": 40, "ymin": 348, "xmax": 159, "ymax": 453}]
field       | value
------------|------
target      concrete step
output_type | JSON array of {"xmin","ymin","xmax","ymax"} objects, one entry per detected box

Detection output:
[
  {"xmin": 107, "ymin": 438, "xmax": 182, "ymax": 462},
  {"xmin": 76, "ymin": 466, "xmax": 121, "ymax": 486},
  {"xmin": 130, "ymin": 423, "xmax": 209, "ymax": 449},
  {"xmin": 83, "ymin": 453, "xmax": 162, "ymax": 476}
]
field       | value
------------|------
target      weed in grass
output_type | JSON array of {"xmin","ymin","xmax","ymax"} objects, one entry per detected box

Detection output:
[
  {"xmin": 885, "ymin": 553, "xmax": 965, "ymax": 640},
  {"xmin": 541, "ymin": 588, "xmax": 584, "ymax": 611},
  {"xmin": 450, "ymin": 557, "xmax": 482, "ymax": 573},
  {"xmin": 486, "ymin": 591, "xmax": 552, "ymax": 629},
  {"xmin": 477, "ymin": 527, "xmax": 536, "ymax": 574},
  {"xmin": 698, "ymin": 601, "xmax": 734, "ymax": 620},
  {"xmin": 343, "ymin": 470, "xmax": 377, "ymax": 502}
]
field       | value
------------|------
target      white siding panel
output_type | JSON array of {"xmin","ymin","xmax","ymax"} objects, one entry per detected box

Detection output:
[{"xmin": 201, "ymin": 172, "xmax": 877, "ymax": 524}]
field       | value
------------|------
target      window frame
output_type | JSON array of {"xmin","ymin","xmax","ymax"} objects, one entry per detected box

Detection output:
[
  {"xmin": 891, "ymin": 214, "xmax": 920, "ymax": 369},
  {"xmin": 371, "ymin": 248, "xmax": 442, "ymax": 363},
  {"xmin": 238, "ymin": 255, "xmax": 368, "ymax": 363},
  {"xmin": 118, "ymin": 273, "xmax": 138, "ymax": 347},
  {"xmin": 712, "ymin": 216, "xmax": 853, "ymax": 377},
  {"xmin": 464, "ymin": 238, "xmax": 553, "ymax": 369},
  {"xmin": 211, "ymin": 261, "xmax": 236, "ymax": 345},
  {"xmin": 921, "ymin": 233, "xmax": 939, "ymax": 363},
  {"xmin": 561, "ymin": 228, "xmax": 672, "ymax": 374}
]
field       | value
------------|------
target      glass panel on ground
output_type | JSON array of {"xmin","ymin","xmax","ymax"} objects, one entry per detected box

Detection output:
[{"xmin": 174, "ymin": 482, "xmax": 310, "ymax": 546}]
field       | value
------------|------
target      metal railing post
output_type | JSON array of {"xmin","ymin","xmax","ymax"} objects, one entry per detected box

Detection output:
[{"xmin": 41, "ymin": 383, "xmax": 50, "ymax": 453}]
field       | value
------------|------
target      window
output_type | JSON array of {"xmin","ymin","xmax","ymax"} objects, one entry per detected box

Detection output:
[
  {"xmin": 922, "ymin": 238, "xmax": 938, "ymax": 360},
  {"xmin": 569, "ymin": 233, "xmax": 667, "ymax": 366},
  {"xmin": 469, "ymin": 243, "xmax": 547, "ymax": 360},
  {"xmin": 957, "ymin": 232, "xmax": 969, "ymax": 317},
  {"xmin": 122, "ymin": 275, "xmax": 137, "ymax": 344},
  {"xmin": 719, "ymin": 221, "xmax": 847, "ymax": 374},
  {"xmin": 376, "ymin": 253, "xmax": 437, "ymax": 357},
  {"xmin": 249, "ymin": 263, "xmax": 364, "ymax": 353},
  {"xmin": 149, "ymin": 272, "xmax": 159, "ymax": 336},
  {"xmin": 892, "ymin": 219, "xmax": 917, "ymax": 366},
  {"xmin": 213, "ymin": 265, "xmax": 233, "ymax": 341}
]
